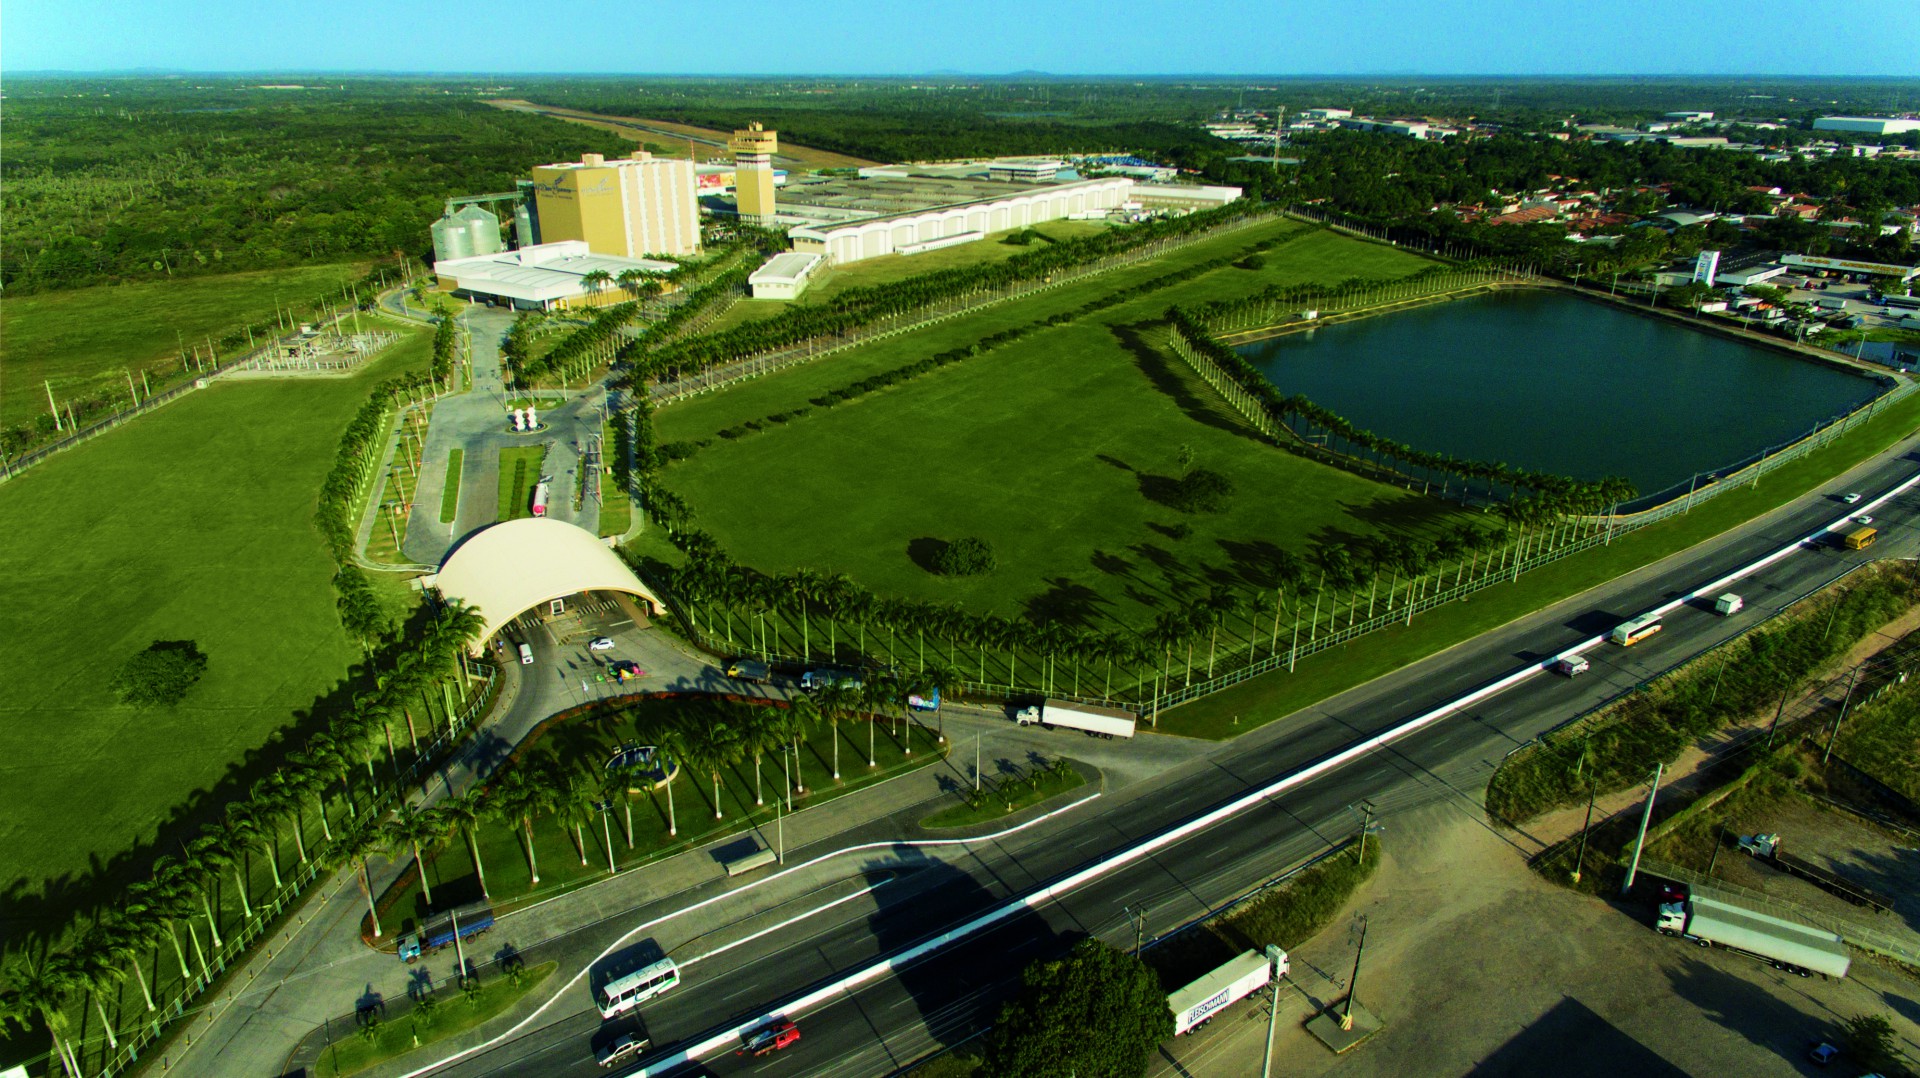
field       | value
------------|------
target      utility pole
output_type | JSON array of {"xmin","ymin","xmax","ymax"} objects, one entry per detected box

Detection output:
[
  {"xmin": 1621, "ymin": 762, "xmax": 1664, "ymax": 896},
  {"xmin": 1571, "ymin": 775, "xmax": 1597, "ymax": 884},
  {"xmin": 1341, "ymin": 917, "xmax": 1369, "ymax": 1031},
  {"xmin": 1121, "ymin": 905, "xmax": 1145, "ymax": 956},
  {"xmin": 1260, "ymin": 944, "xmax": 1287, "ymax": 1078},
  {"xmin": 1822, "ymin": 664, "xmax": 1863, "ymax": 764},
  {"xmin": 1356, "ymin": 803, "xmax": 1374, "ymax": 865}
]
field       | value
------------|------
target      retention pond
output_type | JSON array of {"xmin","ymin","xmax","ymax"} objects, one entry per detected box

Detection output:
[{"xmin": 1236, "ymin": 290, "xmax": 1883, "ymax": 502}]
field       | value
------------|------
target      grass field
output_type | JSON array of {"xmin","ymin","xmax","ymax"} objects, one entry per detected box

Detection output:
[
  {"xmin": 441, "ymin": 448, "xmax": 464, "ymax": 523},
  {"xmin": 657, "ymin": 221, "xmax": 1447, "ymax": 629},
  {"xmin": 0, "ymin": 327, "xmax": 434, "ymax": 898},
  {"xmin": 313, "ymin": 962, "xmax": 557, "ymax": 1078},
  {"xmin": 363, "ymin": 401, "xmax": 434, "ymax": 565},
  {"xmin": 497, "ymin": 446, "xmax": 547, "ymax": 522},
  {"xmin": 2, "ymin": 263, "xmax": 369, "ymax": 428}
]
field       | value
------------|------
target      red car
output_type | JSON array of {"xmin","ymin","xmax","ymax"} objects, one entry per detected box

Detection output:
[{"xmin": 738, "ymin": 1019, "xmax": 800, "ymax": 1056}]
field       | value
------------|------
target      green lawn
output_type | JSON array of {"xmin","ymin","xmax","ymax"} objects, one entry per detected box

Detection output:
[
  {"xmin": 0, "ymin": 328, "xmax": 434, "ymax": 899},
  {"xmin": 2, "ymin": 263, "xmax": 369, "ymax": 427},
  {"xmin": 497, "ymin": 446, "xmax": 547, "ymax": 522},
  {"xmin": 921, "ymin": 759, "xmax": 1085, "ymax": 829},
  {"xmin": 656, "ymin": 220, "xmax": 1448, "ymax": 630},
  {"xmin": 1157, "ymin": 388, "xmax": 1920, "ymax": 738},
  {"xmin": 800, "ymin": 220, "xmax": 1112, "ymax": 304},
  {"xmin": 441, "ymin": 448, "xmax": 464, "ymax": 523}
]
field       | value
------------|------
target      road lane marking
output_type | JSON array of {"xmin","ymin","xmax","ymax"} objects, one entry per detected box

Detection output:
[{"xmin": 683, "ymin": 880, "xmax": 893, "ymax": 968}]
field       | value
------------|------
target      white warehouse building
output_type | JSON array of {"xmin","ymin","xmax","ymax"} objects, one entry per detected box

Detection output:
[
  {"xmin": 790, "ymin": 176, "xmax": 1134, "ymax": 265},
  {"xmin": 1813, "ymin": 116, "xmax": 1920, "ymax": 136}
]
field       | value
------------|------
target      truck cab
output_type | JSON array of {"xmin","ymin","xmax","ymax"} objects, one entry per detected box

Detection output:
[{"xmin": 1655, "ymin": 901, "xmax": 1689, "ymax": 936}]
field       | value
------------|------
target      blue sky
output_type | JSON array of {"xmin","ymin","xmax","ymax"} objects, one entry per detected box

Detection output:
[{"xmin": 7, "ymin": 0, "xmax": 1918, "ymax": 75}]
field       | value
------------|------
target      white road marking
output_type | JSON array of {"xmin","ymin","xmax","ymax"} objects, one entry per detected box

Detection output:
[{"xmin": 682, "ymin": 880, "xmax": 892, "ymax": 968}]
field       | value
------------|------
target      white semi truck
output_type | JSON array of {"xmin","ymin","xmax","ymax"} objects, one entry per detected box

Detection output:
[
  {"xmin": 1013, "ymin": 699, "xmax": 1136, "ymax": 739},
  {"xmin": 1656, "ymin": 889, "xmax": 1850, "ymax": 978},
  {"xmin": 1167, "ymin": 949, "xmax": 1287, "ymax": 1036}
]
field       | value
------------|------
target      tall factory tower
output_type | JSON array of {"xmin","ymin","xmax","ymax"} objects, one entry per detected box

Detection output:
[{"xmin": 730, "ymin": 122, "xmax": 779, "ymax": 227}]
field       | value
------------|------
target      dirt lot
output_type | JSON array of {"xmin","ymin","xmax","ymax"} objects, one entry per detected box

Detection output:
[
  {"xmin": 1150, "ymin": 797, "xmax": 1920, "ymax": 1078},
  {"xmin": 1655, "ymin": 788, "xmax": 1920, "ymax": 942}
]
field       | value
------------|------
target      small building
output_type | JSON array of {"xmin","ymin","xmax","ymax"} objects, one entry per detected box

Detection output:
[
  {"xmin": 1715, "ymin": 264, "xmax": 1787, "ymax": 288},
  {"xmin": 1130, "ymin": 183, "xmax": 1243, "ymax": 209},
  {"xmin": 1298, "ymin": 107, "xmax": 1352, "ymax": 122},
  {"xmin": 747, "ymin": 252, "xmax": 825, "ymax": 300},
  {"xmin": 989, "ymin": 159, "xmax": 1063, "ymax": 184},
  {"xmin": 1665, "ymin": 111, "xmax": 1715, "ymax": 122}
]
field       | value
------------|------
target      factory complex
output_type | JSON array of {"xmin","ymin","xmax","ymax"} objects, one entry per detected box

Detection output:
[{"xmin": 430, "ymin": 119, "xmax": 1240, "ymax": 308}]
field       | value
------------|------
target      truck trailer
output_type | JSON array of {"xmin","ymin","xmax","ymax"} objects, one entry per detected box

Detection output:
[
  {"xmin": 1168, "ymin": 950, "xmax": 1286, "ymax": 1036},
  {"xmin": 399, "ymin": 903, "xmax": 495, "ymax": 963},
  {"xmin": 1656, "ymin": 891, "xmax": 1849, "ymax": 978},
  {"xmin": 1735, "ymin": 834, "xmax": 1894, "ymax": 913},
  {"xmin": 1013, "ymin": 699, "xmax": 1137, "ymax": 739}
]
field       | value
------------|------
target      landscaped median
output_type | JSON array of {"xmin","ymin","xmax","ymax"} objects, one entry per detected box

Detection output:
[
  {"xmin": 363, "ymin": 693, "xmax": 948, "ymax": 939},
  {"xmin": 920, "ymin": 756, "xmax": 1087, "ymax": 830},
  {"xmin": 310, "ymin": 961, "xmax": 556, "ymax": 1078}
]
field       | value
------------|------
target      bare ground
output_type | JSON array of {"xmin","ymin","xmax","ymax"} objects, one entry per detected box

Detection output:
[{"xmin": 1150, "ymin": 796, "xmax": 1920, "ymax": 1078}]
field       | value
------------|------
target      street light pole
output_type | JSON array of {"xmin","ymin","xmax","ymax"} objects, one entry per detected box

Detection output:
[
  {"xmin": 1571, "ymin": 776, "xmax": 1597, "ymax": 884},
  {"xmin": 1260, "ymin": 945, "xmax": 1287, "ymax": 1078},
  {"xmin": 1341, "ymin": 917, "xmax": 1369, "ymax": 1032},
  {"xmin": 1621, "ymin": 762, "xmax": 1665, "ymax": 896},
  {"xmin": 1823, "ymin": 664, "xmax": 1862, "ymax": 765}
]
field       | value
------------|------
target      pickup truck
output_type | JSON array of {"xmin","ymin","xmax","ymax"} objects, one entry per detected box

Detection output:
[{"xmin": 738, "ymin": 1019, "xmax": 800, "ymax": 1056}]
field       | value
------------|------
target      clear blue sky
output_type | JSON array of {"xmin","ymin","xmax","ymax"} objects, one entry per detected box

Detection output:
[{"xmin": 7, "ymin": 0, "xmax": 1918, "ymax": 75}]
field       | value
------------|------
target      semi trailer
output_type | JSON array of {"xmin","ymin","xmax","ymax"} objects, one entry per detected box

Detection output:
[
  {"xmin": 1735, "ymin": 834, "xmax": 1894, "ymax": 913},
  {"xmin": 1655, "ymin": 890, "xmax": 1850, "ymax": 978},
  {"xmin": 1168, "ymin": 949, "xmax": 1287, "ymax": 1036},
  {"xmin": 398, "ymin": 903, "xmax": 495, "ymax": 963},
  {"xmin": 1014, "ymin": 699, "xmax": 1136, "ymax": 739}
]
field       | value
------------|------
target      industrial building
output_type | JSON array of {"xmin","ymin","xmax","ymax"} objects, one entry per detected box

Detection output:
[
  {"xmin": 989, "ymin": 159, "xmax": 1062, "ymax": 183},
  {"xmin": 1813, "ymin": 116, "xmax": 1920, "ymax": 136},
  {"xmin": 787, "ymin": 174, "xmax": 1134, "ymax": 264},
  {"xmin": 730, "ymin": 123, "xmax": 780, "ymax": 227},
  {"xmin": 529, "ymin": 150, "xmax": 701, "ymax": 258},
  {"xmin": 748, "ymin": 252, "xmax": 825, "ymax": 299},
  {"xmin": 432, "ymin": 241, "xmax": 676, "ymax": 311}
]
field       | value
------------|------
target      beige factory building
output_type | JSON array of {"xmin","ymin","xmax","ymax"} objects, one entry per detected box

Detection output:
[
  {"xmin": 730, "ymin": 123, "xmax": 780, "ymax": 226},
  {"xmin": 530, "ymin": 151, "xmax": 701, "ymax": 258}
]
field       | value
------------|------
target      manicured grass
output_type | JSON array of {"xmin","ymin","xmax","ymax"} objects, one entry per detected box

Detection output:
[
  {"xmin": 1157, "ymin": 389, "xmax": 1920, "ymax": 739},
  {"xmin": 497, "ymin": 446, "xmax": 547, "ymax": 522},
  {"xmin": 376, "ymin": 695, "xmax": 948, "ymax": 919},
  {"xmin": 921, "ymin": 758, "xmax": 1085, "ymax": 829},
  {"xmin": 2, "ymin": 263, "xmax": 368, "ymax": 427},
  {"xmin": 598, "ymin": 420, "xmax": 630, "ymax": 537},
  {"xmin": 440, "ymin": 448, "xmax": 464, "ymax": 523},
  {"xmin": 364, "ymin": 401, "xmax": 435, "ymax": 565},
  {"xmin": 657, "ymin": 221, "xmax": 1453, "ymax": 630},
  {"xmin": 0, "ymin": 329, "xmax": 433, "ymax": 896},
  {"xmin": 312, "ymin": 962, "xmax": 557, "ymax": 1078}
]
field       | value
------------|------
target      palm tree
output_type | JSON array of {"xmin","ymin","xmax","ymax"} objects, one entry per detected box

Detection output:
[
  {"xmin": 332, "ymin": 819, "xmax": 390, "ymax": 938},
  {"xmin": 95, "ymin": 909, "xmax": 157, "ymax": 1014},
  {"xmin": 226, "ymin": 800, "xmax": 282, "ymax": 892},
  {"xmin": 581, "ymin": 269, "xmax": 613, "ymax": 295},
  {"xmin": 785, "ymin": 695, "xmax": 821, "ymax": 792},
  {"xmin": 747, "ymin": 706, "xmax": 782, "ymax": 805},
  {"xmin": 656, "ymin": 729, "xmax": 683, "ymax": 837},
  {"xmin": 441, "ymin": 792, "xmax": 492, "ymax": 898},
  {"xmin": 555, "ymin": 768, "xmax": 599, "ymax": 867},
  {"xmin": 130, "ymin": 867, "xmax": 203, "ymax": 982},
  {"xmin": 813, "ymin": 681, "xmax": 859, "ymax": 780},
  {"xmin": 489, "ymin": 768, "xmax": 550, "ymax": 885},
  {"xmin": 253, "ymin": 772, "xmax": 310, "ymax": 867},
  {"xmin": 385, "ymin": 805, "xmax": 446, "ymax": 908},
  {"xmin": 692, "ymin": 721, "xmax": 744, "ymax": 818},
  {"xmin": 72, "ymin": 938, "xmax": 127, "ymax": 1052},
  {"xmin": 0, "ymin": 951, "xmax": 84, "ymax": 1078}
]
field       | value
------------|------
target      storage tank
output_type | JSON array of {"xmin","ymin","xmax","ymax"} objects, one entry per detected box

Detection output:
[
  {"xmin": 458, "ymin": 205, "xmax": 504, "ymax": 256},
  {"xmin": 431, "ymin": 212, "xmax": 474, "ymax": 263},
  {"xmin": 514, "ymin": 201, "xmax": 538, "ymax": 249}
]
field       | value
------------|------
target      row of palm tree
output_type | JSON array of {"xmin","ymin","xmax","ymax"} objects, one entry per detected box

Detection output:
[
  {"xmin": 0, "ymin": 603, "xmax": 489, "ymax": 1077},
  {"xmin": 623, "ymin": 201, "xmax": 1272, "ymax": 387}
]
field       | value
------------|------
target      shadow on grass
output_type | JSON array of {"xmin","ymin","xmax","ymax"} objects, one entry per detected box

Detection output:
[{"xmin": 1108, "ymin": 321, "xmax": 1260, "ymax": 443}]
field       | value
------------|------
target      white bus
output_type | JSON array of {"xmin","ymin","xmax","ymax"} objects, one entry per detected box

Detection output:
[
  {"xmin": 1609, "ymin": 613, "xmax": 1663, "ymax": 646},
  {"xmin": 598, "ymin": 958, "xmax": 680, "ymax": 1019}
]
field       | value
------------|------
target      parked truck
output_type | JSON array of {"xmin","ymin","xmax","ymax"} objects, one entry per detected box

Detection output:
[
  {"xmin": 398, "ymin": 903, "xmax": 495, "ymax": 963},
  {"xmin": 531, "ymin": 478, "xmax": 551, "ymax": 518},
  {"xmin": 1713, "ymin": 593, "xmax": 1744, "ymax": 616},
  {"xmin": 1168, "ymin": 949, "xmax": 1287, "ymax": 1036},
  {"xmin": 1655, "ymin": 890, "xmax": 1850, "ymax": 978},
  {"xmin": 1013, "ymin": 699, "xmax": 1137, "ymax": 739},
  {"xmin": 1735, "ymin": 834, "xmax": 1893, "ymax": 913}
]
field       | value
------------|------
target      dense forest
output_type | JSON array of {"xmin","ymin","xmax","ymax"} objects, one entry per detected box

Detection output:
[{"xmin": 2, "ymin": 80, "xmax": 633, "ymax": 292}]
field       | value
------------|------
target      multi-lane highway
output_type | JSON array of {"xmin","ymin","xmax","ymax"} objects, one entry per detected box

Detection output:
[{"xmin": 383, "ymin": 435, "xmax": 1920, "ymax": 1078}]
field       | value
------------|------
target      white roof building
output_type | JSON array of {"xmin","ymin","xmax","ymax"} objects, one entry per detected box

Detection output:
[
  {"xmin": 427, "ymin": 518, "xmax": 665, "ymax": 652},
  {"xmin": 748, "ymin": 252, "xmax": 826, "ymax": 299},
  {"xmin": 1813, "ymin": 117, "xmax": 1920, "ymax": 136},
  {"xmin": 432, "ymin": 241, "xmax": 676, "ymax": 310}
]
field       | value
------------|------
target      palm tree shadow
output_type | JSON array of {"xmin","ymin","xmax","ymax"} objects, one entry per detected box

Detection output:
[{"xmin": 1108, "ymin": 321, "xmax": 1265, "ymax": 443}]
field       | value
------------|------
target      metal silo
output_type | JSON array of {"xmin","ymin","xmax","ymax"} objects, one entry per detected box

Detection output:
[
  {"xmin": 431, "ymin": 212, "xmax": 473, "ymax": 263},
  {"xmin": 514, "ymin": 201, "xmax": 537, "ymax": 249},
  {"xmin": 458, "ymin": 205, "xmax": 504, "ymax": 256}
]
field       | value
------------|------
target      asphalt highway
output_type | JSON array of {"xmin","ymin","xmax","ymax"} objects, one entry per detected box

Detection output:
[{"xmin": 432, "ymin": 438, "xmax": 1920, "ymax": 1078}]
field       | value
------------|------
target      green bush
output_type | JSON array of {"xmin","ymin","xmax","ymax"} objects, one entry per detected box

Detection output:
[
  {"xmin": 1171, "ymin": 468, "xmax": 1234, "ymax": 513},
  {"xmin": 933, "ymin": 537, "xmax": 996, "ymax": 576},
  {"xmin": 111, "ymin": 640, "xmax": 209, "ymax": 708}
]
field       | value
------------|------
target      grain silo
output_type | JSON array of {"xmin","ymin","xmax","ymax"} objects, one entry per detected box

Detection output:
[
  {"xmin": 431, "ymin": 211, "xmax": 474, "ymax": 262},
  {"xmin": 457, "ymin": 204, "xmax": 504, "ymax": 256}
]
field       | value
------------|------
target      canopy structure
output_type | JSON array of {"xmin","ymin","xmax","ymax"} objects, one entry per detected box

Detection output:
[{"xmin": 428, "ymin": 518, "xmax": 663, "ymax": 651}]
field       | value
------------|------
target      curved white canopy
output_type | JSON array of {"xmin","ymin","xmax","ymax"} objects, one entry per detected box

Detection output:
[{"xmin": 430, "ymin": 518, "xmax": 662, "ymax": 650}]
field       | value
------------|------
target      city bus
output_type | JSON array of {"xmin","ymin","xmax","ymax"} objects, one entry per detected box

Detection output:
[
  {"xmin": 1843, "ymin": 527, "xmax": 1878, "ymax": 551},
  {"xmin": 598, "ymin": 958, "xmax": 680, "ymax": 1019},
  {"xmin": 1609, "ymin": 613, "xmax": 1663, "ymax": 647}
]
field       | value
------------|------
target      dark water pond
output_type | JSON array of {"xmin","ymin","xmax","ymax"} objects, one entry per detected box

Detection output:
[{"xmin": 1237, "ymin": 290, "xmax": 1882, "ymax": 499}]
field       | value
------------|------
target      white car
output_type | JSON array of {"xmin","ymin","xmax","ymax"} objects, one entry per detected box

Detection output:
[
  {"xmin": 587, "ymin": 637, "xmax": 616, "ymax": 652},
  {"xmin": 1842, "ymin": 492, "xmax": 1862, "ymax": 504},
  {"xmin": 1856, "ymin": 515, "xmax": 1874, "ymax": 525}
]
